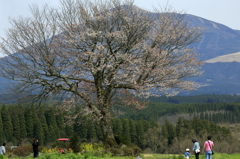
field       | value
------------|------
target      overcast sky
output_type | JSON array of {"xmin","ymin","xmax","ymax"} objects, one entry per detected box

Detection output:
[{"xmin": 0, "ymin": 0, "xmax": 240, "ymax": 56}]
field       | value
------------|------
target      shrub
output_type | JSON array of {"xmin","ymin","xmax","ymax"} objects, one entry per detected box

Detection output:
[
  {"xmin": 12, "ymin": 145, "xmax": 32, "ymax": 157},
  {"xmin": 128, "ymin": 143, "xmax": 142, "ymax": 156},
  {"xmin": 41, "ymin": 147, "xmax": 59, "ymax": 153},
  {"xmin": 80, "ymin": 143, "xmax": 93, "ymax": 152},
  {"xmin": 121, "ymin": 146, "xmax": 133, "ymax": 156},
  {"xmin": 109, "ymin": 148, "xmax": 123, "ymax": 156},
  {"xmin": 92, "ymin": 142, "xmax": 104, "ymax": 151}
]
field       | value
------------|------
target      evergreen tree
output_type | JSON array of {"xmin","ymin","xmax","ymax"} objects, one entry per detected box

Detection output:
[
  {"xmin": 141, "ymin": 119, "xmax": 150, "ymax": 133},
  {"xmin": 121, "ymin": 118, "xmax": 131, "ymax": 144},
  {"xmin": 65, "ymin": 124, "xmax": 74, "ymax": 138},
  {"xmin": 56, "ymin": 112, "xmax": 66, "ymax": 137},
  {"xmin": 150, "ymin": 119, "xmax": 159, "ymax": 128},
  {"xmin": 18, "ymin": 106, "xmax": 27, "ymax": 139},
  {"xmin": 1, "ymin": 104, "xmax": 13, "ymax": 141},
  {"xmin": 161, "ymin": 124, "xmax": 168, "ymax": 139},
  {"xmin": 112, "ymin": 118, "xmax": 122, "ymax": 137},
  {"xmin": 175, "ymin": 117, "xmax": 184, "ymax": 139},
  {"xmin": 32, "ymin": 108, "xmax": 44, "ymax": 145},
  {"xmin": 0, "ymin": 113, "xmax": 6, "ymax": 142},
  {"xmin": 129, "ymin": 119, "xmax": 137, "ymax": 144},
  {"xmin": 75, "ymin": 116, "xmax": 88, "ymax": 142},
  {"xmin": 209, "ymin": 122, "xmax": 218, "ymax": 134},
  {"xmin": 25, "ymin": 108, "xmax": 34, "ymax": 137},
  {"xmin": 46, "ymin": 108, "xmax": 59, "ymax": 142},
  {"xmin": 136, "ymin": 120, "xmax": 145, "ymax": 148},
  {"xmin": 192, "ymin": 117, "xmax": 203, "ymax": 135},
  {"xmin": 163, "ymin": 120, "xmax": 176, "ymax": 145},
  {"xmin": 10, "ymin": 107, "xmax": 21, "ymax": 141},
  {"xmin": 38, "ymin": 108, "xmax": 49, "ymax": 139},
  {"xmin": 200, "ymin": 112, "xmax": 204, "ymax": 120}
]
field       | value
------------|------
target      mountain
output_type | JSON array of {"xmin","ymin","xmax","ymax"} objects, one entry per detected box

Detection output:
[
  {"xmin": 172, "ymin": 14, "xmax": 240, "ymax": 95},
  {"xmin": 180, "ymin": 61, "xmax": 240, "ymax": 95},
  {"xmin": 180, "ymin": 52, "xmax": 240, "ymax": 95},
  {"xmin": 184, "ymin": 14, "xmax": 240, "ymax": 61},
  {"xmin": 1, "ymin": 12, "xmax": 240, "ymax": 96}
]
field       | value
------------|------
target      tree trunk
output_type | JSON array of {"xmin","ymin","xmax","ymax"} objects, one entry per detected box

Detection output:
[{"xmin": 99, "ymin": 117, "xmax": 118, "ymax": 148}]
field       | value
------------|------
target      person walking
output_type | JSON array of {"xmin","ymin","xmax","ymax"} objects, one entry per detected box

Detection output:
[
  {"xmin": 203, "ymin": 136, "xmax": 214, "ymax": 159},
  {"xmin": 184, "ymin": 148, "xmax": 191, "ymax": 159},
  {"xmin": 32, "ymin": 139, "xmax": 40, "ymax": 158},
  {"xmin": 0, "ymin": 143, "xmax": 6, "ymax": 155},
  {"xmin": 192, "ymin": 139, "xmax": 200, "ymax": 159}
]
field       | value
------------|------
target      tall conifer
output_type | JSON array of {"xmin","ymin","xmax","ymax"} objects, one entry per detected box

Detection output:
[
  {"xmin": 0, "ymin": 113, "xmax": 5, "ymax": 142},
  {"xmin": 75, "ymin": 116, "xmax": 88, "ymax": 141},
  {"xmin": 136, "ymin": 121, "xmax": 145, "ymax": 148},
  {"xmin": 129, "ymin": 119, "xmax": 137, "ymax": 144},
  {"xmin": 112, "ymin": 118, "xmax": 122, "ymax": 136},
  {"xmin": 56, "ymin": 113, "xmax": 65, "ymax": 137},
  {"xmin": 38, "ymin": 108, "xmax": 49, "ymax": 141},
  {"xmin": 32, "ymin": 108, "xmax": 44, "ymax": 145},
  {"xmin": 9, "ymin": 106, "xmax": 21, "ymax": 140},
  {"xmin": 18, "ymin": 112, "xmax": 27, "ymax": 139},
  {"xmin": 176, "ymin": 117, "xmax": 184, "ymax": 139},
  {"xmin": 1, "ymin": 104, "xmax": 13, "ymax": 141},
  {"xmin": 121, "ymin": 118, "xmax": 131, "ymax": 144},
  {"xmin": 46, "ymin": 108, "xmax": 59, "ymax": 142},
  {"xmin": 25, "ymin": 108, "xmax": 34, "ymax": 137}
]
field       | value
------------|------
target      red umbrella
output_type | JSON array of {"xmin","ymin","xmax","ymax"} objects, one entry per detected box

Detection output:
[{"xmin": 57, "ymin": 138, "xmax": 69, "ymax": 141}]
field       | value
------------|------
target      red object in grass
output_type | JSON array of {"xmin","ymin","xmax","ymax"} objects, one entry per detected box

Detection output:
[{"xmin": 57, "ymin": 138, "xmax": 69, "ymax": 141}]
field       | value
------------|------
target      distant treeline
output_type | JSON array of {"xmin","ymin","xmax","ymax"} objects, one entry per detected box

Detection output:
[
  {"xmin": 124, "ymin": 102, "xmax": 240, "ymax": 124},
  {"xmin": 147, "ymin": 94, "xmax": 240, "ymax": 103}
]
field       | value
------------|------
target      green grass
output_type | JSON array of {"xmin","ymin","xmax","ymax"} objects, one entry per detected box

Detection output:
[{"xmin": 2, "ymin": 152, "xmax": 240, "ymax": 159}]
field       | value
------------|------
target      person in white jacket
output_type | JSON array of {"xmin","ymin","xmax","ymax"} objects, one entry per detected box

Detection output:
[{"xmin": 0, "ymin": 143, "xmax": 6, "ymax": 155}]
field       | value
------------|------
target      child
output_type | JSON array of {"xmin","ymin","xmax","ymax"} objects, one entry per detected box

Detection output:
[{"xmin": 184, "ymin": 148, "xmax": 191, "ymax": 159}]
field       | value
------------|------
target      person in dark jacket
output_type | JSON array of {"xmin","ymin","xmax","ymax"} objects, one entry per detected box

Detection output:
[{"xmin": 32, "ymin": 139, "xmax": 40, "ymax": 158}]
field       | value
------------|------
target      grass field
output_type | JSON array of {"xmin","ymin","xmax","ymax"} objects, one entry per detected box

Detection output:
[
  {"xmin": 2, "ymin": 152, "xmax": 240, "ymax": 159},
  {"xmin": 141, "ymin": 153, "xmax": 240, "ymax": 159}
]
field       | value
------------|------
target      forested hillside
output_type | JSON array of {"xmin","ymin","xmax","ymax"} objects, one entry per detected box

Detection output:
[
  {"xmin": 126, "ymin": 101, "xmax": 240, "ymax": 124},
  {"xmin": 1, "ymin": 100, "xmax": 240, "ymax": 154}
]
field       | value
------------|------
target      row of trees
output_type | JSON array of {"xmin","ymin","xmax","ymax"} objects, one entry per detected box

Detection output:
[
  {"xmin": 0, "ymin": 104, "xmax": 157, "ymax": 147},
  {"xmin": 148, "ymin": 94, "xmax": 240, "ymax": 104},
  {"xmin": 1, "ymin": 103, "xmax": 239, "ymax": 154},
  {"xmin": 1, "ymin": 104, "xmax": 63, "ymax": 145},
  {"xmin": 126, "ymin": 102, "xmax": 240, "ymax": 123}
]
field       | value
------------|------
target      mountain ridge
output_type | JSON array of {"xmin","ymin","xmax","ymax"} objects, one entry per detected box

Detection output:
[{"xmin": 1, "ymin": 11, "xmax": 240, "ymax": 96}]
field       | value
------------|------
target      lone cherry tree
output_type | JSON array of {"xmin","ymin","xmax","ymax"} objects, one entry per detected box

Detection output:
[{"xmin": 0, "ymin": 0, "xmax": 203, "ymax": 146}]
